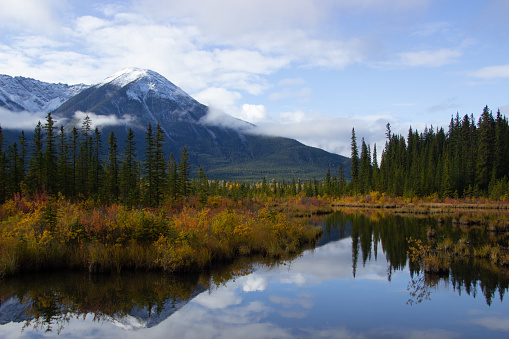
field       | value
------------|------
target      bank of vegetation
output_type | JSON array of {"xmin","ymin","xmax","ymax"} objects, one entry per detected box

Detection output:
[{"xmin": 0, "ymin": 193, "xmax": 322, "ymax": 277}]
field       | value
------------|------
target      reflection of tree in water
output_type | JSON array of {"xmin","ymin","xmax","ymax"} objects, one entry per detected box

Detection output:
[
  {"xmin": 0, "ymin": 257, "xmax": 274, "ymax": 334},
  {"xmin": 324, "ymin": 211, "xmax": 509, "ymax": 306},
  {"xmin": 323, "ymin": 211, "xmax": 430, "ymax": 279},
  {"xmin": 407, "ymin": 257, "xmax": 509, "ymax": 306},
  {"xmin": 0, "ymin": 271, "xmax": 204, "ymax": 334}
]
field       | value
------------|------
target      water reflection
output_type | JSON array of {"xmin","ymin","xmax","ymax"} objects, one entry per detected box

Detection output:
[{"xmin": 1, "ymin": 211, "xmax": 509, "ymax": 338}]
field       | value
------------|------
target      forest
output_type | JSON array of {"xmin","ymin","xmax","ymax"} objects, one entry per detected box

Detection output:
[
  {"xmin": 349, "ymin": 105, "xmax": 509, "ymax": 201},
  {"xmin": 0, "ymin": 106, "xmax": 508, "ymax": 206}
]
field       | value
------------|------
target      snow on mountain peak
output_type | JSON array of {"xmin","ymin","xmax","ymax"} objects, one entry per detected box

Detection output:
[
  {"xmin": 98, "ymin": 67, "xmax": 149, "ymax": 88},
  {"xmin": 97, "ymin": 67, "xmax": 193, "ymax": 103}
]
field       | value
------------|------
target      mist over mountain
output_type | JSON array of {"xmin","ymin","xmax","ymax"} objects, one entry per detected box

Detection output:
[{"xmin": 0, "ymin": 68, "xmax": 350, "ymax": 180}]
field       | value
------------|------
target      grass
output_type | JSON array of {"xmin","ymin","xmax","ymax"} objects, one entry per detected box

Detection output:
[{"xmin": 0, "ymin": 194, "xmax": 322, "ymax": 277}]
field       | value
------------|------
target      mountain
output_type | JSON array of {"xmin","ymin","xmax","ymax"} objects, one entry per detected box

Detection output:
[
  {"xmin": 0, "ymin": 68, "xmax": 350, "ymax": 181},
  {"xmin": 0, "ymin": 74, "xmax": 88, "ymax": 113}
]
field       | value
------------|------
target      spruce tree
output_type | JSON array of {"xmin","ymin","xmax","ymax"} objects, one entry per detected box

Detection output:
[
  {"xmin": 43, "ymin": 113, "xmax": 58, "ymax": 194},
  {"xmin": 120, "ymin": 128, "xmax": 139, "ymax": 207},
  {"xmin": 105, "ymin": 131, "xmax": 120, "ymax": 202},
  {"xmin": 57, "ymin": 126, "xmax": 72, "ymax": 197},
  {"xmin": 178, "ymin": 147, "xmax": 191, "ymax": 197},
  {"xmin": 476, "ymin": 106, "xmax": 495, "ymax": 192},
  {"xmin": 350, "ymin": 128, "xmax": 359, "ymax": 192},
  {"xmin": 26, "ymin": 121, "xmax": 44, "ymax": 193},
  {"xmin": 143, "ymin": 123, "xmax": 156, "ymax": 205}
]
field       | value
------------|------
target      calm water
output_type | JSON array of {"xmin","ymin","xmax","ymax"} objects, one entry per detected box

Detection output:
[{"xmin": 1, "ymin": 211, "xmax": 509, "ymax": 338}]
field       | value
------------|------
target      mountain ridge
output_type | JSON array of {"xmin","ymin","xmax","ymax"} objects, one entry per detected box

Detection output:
[{"xmin": 0, "ymin": 69, "xmax": 350, "ymax": 181}]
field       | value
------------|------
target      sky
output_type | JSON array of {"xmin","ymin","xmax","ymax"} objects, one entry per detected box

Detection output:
[{"xmin": 1, "ymin": 0, "xmax": 509, "ymax": 158}]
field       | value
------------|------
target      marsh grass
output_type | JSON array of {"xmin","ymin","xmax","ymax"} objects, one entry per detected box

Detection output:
[{"xmin": 0, "ymin": 195, "xmax": 322, "ymax": 277}]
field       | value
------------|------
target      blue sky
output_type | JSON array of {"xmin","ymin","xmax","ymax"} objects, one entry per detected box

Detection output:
[{"xmin": 1, "ymin": 0, "xmax": 508, "ymax": 157}]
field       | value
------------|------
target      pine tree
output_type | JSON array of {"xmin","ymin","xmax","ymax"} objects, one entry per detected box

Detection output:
[
  {"xmin": 154, "ymin": 122, "xmax": 167, "ymax": 205},
  {"xmin": 120, "ymin": 128, "xmax": 139, "ymax": 207},
  {"xmin": 88, "ymin": 127, "xmax": 103, "ymax": 197},
  {"xmin": 0, "ymin": 126, "xmax": 6, "ymax": 202},
  {"xmin": 5, "ymin": 142, "xmax": 22, "ymax": 197},
  {"xmin": 77, "ymin": 116, "xmax": 92, "ymax": 196},
  {"xmin": 167, "ymin": 153, "xmax": 178, "ymax": 199},
  {"xmin": 43, "ymin": 113, "xmax": 58, "ymax": 194},
  {"xmin": 143, "ymin": 123, "xmax": 156, "ymax": 205},
  {"xmin": 70, "ymin": 127, "xmax": 79, "ymax": 198},
  {"xmin": 105, "ymin": 131, "xmax": 120, "ymax": 202},
  {"xmin": 178, "ymin": 147, "xmax": 191, "ymax": 197},
  {"xmin": 476, "ymin": 106, "xmax": 495, "ymax": 192},
  {"xmin": 57, "ymin": 126, "xmax": 72, "ymax": 197},
  {"xmin": 26, "ymin": 121, "xmax": 44, "ymax": 193},
  {"xmin": 18, "ymin": 130, "xmax": 27, "ymax": 184},
  {"xmin": 350, "ymin": 128, "xmax": 359, "ymax": 192}
]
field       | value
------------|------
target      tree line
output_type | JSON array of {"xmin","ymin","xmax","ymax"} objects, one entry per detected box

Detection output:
[
  {"xmin": 1, "ymin": 105, "xmax": 507, "ymax": 205},
  {"xmin": 0, "ymin": 113, "xmax": 196, "ymax": 206},
  {"xmin": 348, "ymin": 105, "xmax": 509, "ymax": 199}
]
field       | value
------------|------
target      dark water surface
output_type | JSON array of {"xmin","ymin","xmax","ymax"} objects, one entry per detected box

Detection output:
[{"xmin": 1, "ymin": 211, "xmax": 509, "ymax": 338}]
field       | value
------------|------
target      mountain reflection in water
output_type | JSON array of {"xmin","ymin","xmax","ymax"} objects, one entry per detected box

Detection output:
[{"xmin": 1, "ymin": 211, "xmax": 509, "ymax": 338}]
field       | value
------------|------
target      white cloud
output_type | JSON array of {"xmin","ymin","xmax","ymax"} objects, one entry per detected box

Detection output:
[
  {"xmin": 240, "ymin": 104, "xmax": 269, "ymax": 123},
  {"xmin": 0, "ymin": 0, "xmax": 67, "ymax": 33},
  {"xmin": 252, "ymin": 110, "xmax": 389, "ymax": 157},
  {"xmin": 72, "ymin": 111, "xmax": 135, "ymax": 129},
  {"xmin": 0, "ymin": 108, "xmax": 46, "ymax": 129},
  {"xmin": 269, "ymin": 88, "xmax": 312, "ymax": 101},
  {"xmin": 397, "ymin": 48, "xmax": 462, "ymax": 67},
  {"xmin": 278, "ymin": 78, "xmax": 305, "ymax": 86},
  {"xmin": 194, "ymin": 87, "xmax": 241, "ymax": 114},
  {"xmin": 468, "ymin": 64, "xmax": 509, "ymax": 79}
]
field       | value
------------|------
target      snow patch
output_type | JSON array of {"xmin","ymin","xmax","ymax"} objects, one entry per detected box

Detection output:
[{"xmin": 98, "ymin": 67, "xmax": 148, "ymax": 88}]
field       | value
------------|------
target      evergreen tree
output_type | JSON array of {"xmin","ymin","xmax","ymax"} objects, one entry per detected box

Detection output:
[
  {"xmin": 26, "ymin": 121, "xmax": 44, "ymax": 193},
  {"xmin": 77, "ymin": 116, "xmax": 92, "ymax": 196},
  {"xmin": 350, "ymin": 128, "xmax": 359, "ymax": 192},
  {"xmin": 167, "ymin": 153, "xmax": 178, "ymax": 199},
  {"xmin": 88, "ymin": 127, "xmax": 103, "ymax": 197},
  {"xmin": 143, "ymin": 123, "xmax": 156, "ymax": 205},
  {"xmin": 105, "ymin": 131, "xmax": 120, "ymax": 202},
  {"xmin": 57, "ymin": 126, "xmax": 72, "ymax": 197},
  {"xmin": 70, "ymin": 127, "xmax": 79, "ymax": 198},
  {"xmin": 18, "ymin": 130, "xmax": 27, "ymax": 183},
  {"xmin": 154, "ymin": 122, "xmax": 167, "ymax": 205},
  {"xmin": 43, "ymin": 113, "xmax": 58, "ymax": 194},
  {"xmin": 358, "ymin": 138, "xmax": 372, "ymax": 194},
  {"xmin": 0, "ymin": 126, "xmax": 5, "ymax": 202},
  {"xmin": 178, "ymin": 147, "xmax": 191, "ymax": 197},
  {"xmin": 476, "ymin": 106, "xmax": 495, "ymax": 192},
  {"xmin": 5, "ymin": 142, "xmax": 22, "ymax": 197},
  {"xmin": 120, "ymin": 128, "xmax": 139, "ymax": 207}
]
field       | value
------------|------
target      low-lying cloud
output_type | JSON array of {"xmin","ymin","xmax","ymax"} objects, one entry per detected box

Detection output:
[
  {"xmin": 0, "ymin": 108, "xmax": 47, "ymax": 130},
  {"xmin": 72, "ymin": 111, "xmax": 136, "ymax": 129}
]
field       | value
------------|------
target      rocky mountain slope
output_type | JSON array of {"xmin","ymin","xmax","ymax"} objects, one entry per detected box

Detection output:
[{"xmin": 0, "ymin": 68, "xmax": 350, "ymax": 180}]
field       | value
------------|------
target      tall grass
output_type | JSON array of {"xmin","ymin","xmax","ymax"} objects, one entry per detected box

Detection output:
[{"xmin": 0, "ymin": 195, "xmax": 322, "ymax": 277}]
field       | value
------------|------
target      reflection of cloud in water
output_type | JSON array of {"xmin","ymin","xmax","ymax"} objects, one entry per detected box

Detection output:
[
  {"xmin": 471, "ymin": 316, "xmax": 509, "ymax": 331},
  {"xmin": 241, "ymin": 274, "xmax": 268, "ymax": 292},
  {"xmin": 278, "ymin": 238, "xmax": 390, "ymax": 285},
  {"xmin": 278, "ymin": 310, "xmax": 307, "ymax": 319},
  {"xmin": 193, "ymin": 287, "xmax": 241, "ymax": 309},
  {"xmin": 269, "ymin": 296, "xmax": 313, "ymax": 309}
]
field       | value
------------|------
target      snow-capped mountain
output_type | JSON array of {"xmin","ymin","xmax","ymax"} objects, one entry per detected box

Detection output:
[
  {"xmin": 54, "ymin": 67, "xmax": 217, "ymax": 136},
  {"xmin": 0, "ymin": 74, "xmax": 88, "ymax": 113},
  {"xmin": 0, "ymin": 68, "xmax": 350, "ymax": 180}
]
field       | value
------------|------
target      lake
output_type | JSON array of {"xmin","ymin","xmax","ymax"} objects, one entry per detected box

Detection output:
[{"xmin": 1, "ymin": 211, "xmax": 508, "ymax": 338}]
